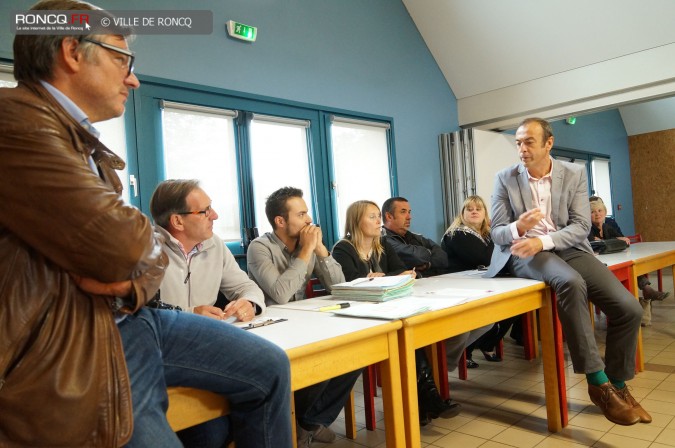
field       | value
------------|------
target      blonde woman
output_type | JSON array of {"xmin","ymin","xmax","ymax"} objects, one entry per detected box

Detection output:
[
  {"xmin": 442, "ymin": 196, "xmax": 518, "ymax": 366},
  {"xmin": 589, "ymin": 199, "xmax": 668, "ymax": 302},
  {"xmin": 441, "ymin": 195, "xmax": 493, "ymax": 272},
  {"xmin": 332, "ymin": 200, "xmax": 413, "ymax": 280},
  {"xmin": 332, "ymin": 201, "xmax": 457, "ymax": 425}
]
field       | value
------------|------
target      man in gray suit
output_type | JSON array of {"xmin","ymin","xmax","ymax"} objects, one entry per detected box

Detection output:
[{"xmin": 485, "ymin": 117, "xmax": 649, "ymax": 426}]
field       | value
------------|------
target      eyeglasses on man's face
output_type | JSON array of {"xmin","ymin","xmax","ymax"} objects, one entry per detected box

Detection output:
[
  {"xmin": 82, "ymin": 38, "xmax": 135, "ymax": 77},
  {"xmin": 177, "ymin": 205, "xmax": 213, "ymax": 218}
]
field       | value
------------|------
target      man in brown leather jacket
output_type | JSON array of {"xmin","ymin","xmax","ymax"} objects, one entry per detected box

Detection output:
[{"xmin": 0, "ymin": 1, "xmax": 292, "ymax": 447}]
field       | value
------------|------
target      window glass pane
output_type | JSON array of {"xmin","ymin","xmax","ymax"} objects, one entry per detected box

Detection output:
[
  {"xmin": 96, "ymin": 117, "xmax": 130, "ymax": 204},
  {"xmin": 249, "ymin": 118, "xmax": 314, "ymax": 236},
  {"xmin": 331, "ymin": 120, "xmax": 391, "ymax": 237},
  {"xmin": 0, "ymin": 66, "xmax": 132, "ymax": 204},
  {"xmin": 591, "ymin": 158, "xmax": 613, "ymax": 214},
  {"xmin": 0, "ymin": 66, "xmax": 17, "ymax": 87},
  {"xmin": 161, "ymin": 105, "xmax": 241, "ymax": 242}
]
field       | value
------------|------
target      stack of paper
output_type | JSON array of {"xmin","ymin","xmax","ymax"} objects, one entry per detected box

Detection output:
[{"xmin": 330, "ymin": 275, "xmax": 415, "ymax": 302}]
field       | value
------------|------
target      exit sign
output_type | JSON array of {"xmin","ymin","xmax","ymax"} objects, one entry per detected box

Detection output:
[{"xmin": 227, "ymin": 20, "xmax": 257, "ymax": 42}]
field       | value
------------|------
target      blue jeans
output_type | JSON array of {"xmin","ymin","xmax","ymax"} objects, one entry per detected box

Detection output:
[
  {"xmin": 176, "ymin": 416, "xmax": 230, "ymax": 448},
  {"xmin": 118, "ymin": 308, "xmax": 292, "ymax": 448}
]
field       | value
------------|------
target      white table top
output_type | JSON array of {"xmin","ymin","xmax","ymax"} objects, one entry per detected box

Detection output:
[
  {"xmin": 596, "ymin": 241, "xmax": 675, "ymax": 267},
  {"xmin": 246, "ymin": 307, "xmax": 398, "ymax": 351},
  {"xmin": 267, "ymin": 274, "xmax": 545, "ymax": 321},
  {"xmin": 414, "ymin": 273, "xmax": 543, "ymax": 293}
]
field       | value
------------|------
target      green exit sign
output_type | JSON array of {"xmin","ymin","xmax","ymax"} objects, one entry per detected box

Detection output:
[{"xmin": 227, "ymin": 20, "xmax": 257, "ymax": 42}]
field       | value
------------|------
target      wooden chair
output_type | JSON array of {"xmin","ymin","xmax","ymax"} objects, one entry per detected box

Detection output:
[
  {"xmin": 167, "ymin": 387, "xmax": 229, "ymax": 432},
  {"xmin": 626, "ymin": 234, "xmax": 664, "ymax": 291}
]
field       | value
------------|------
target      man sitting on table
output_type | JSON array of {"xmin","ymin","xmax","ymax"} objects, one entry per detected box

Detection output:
[
  {"xmin": 150, "ymin": 179, "xmax": 267, "ymax": 447},
  {"xmin": 484, "ymin": 117, "xmax": 650, "ymax": 426},
  {"xmin": 247, "ymin": 186, "xmax": 355, "ymax": 447}
]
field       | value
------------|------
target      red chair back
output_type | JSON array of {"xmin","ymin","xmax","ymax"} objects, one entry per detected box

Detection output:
[
  {"xmin": 305, "ymin": 278, "xmax": 327, "ymax": 298},
  {"xmin": 626, "ymin": 234, "xmax": 643, "ymax": 244}
]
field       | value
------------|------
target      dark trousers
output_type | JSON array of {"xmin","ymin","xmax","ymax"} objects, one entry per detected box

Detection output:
[
  {"xmin": 295, "ymin": 369, "xmax": 362, "ymax": 428},
  {"xmin": 508, "ymin": 248, "xmax": 642, "ymax": 380},
  {"xmin": 467, "ymin": 315, "xmax": 520, "ymax": 355}
]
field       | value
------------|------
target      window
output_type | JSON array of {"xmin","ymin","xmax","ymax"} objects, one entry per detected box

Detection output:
[
  {"xmin": 0, "ymin": 64, "xmax": 133, "ymax": 204},
  {"xmin": 591, "ymin": 158, "xmax": 612, "ymax": 212},
  {"xmin": 552, "ymin": 149, "xmax": 614, "ymax": 215},
  {"xmin": 133, "ymin": 79, "xmax": 396, "ymax": 250},
  {"xmin": 329, "ymin": 116, "xmax": 392, "ymax": 237},
  {"xmin": 249, "ymin": 115, "xmax": 314, "ymax": 235},
  {"xmin": 0, "ymin": 64, "xmax": 17, "ymax": 87},
  {"xmin": 96, "ymin": 116, "xmax": 131, "ymax": 204},
  {"xmin": 160, "ymin": 101, "xmax": 241, "ymax": 241}
]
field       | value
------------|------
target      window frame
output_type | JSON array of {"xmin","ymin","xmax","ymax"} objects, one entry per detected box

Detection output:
[
  {"xmin": 552, "ymin": 147, "xmax": 615, "ymax": 215},
  {"xmin": 324, "ymin": 113, "xmax": 397, "ymax": 239},
  {"xmin": 131, "ymin": 75, "xmax": 397, "ymax": 253}
]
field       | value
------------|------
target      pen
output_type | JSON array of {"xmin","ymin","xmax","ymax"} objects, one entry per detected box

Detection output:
[
  {"xmin": 353, "ymin": 277, "xmax": 375, "ymax": 285},
  {"xmin": 243, "ymin": 318, "xmax": 288, "ymax": 330},
  {"xmin": 318, "ymin": 302, "xmax": 350, "ymax": 312}
]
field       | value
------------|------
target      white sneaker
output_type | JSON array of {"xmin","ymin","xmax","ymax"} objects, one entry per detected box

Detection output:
[
  {"xmin": 311, "ymin": 425, "xmax": 336, "ymax": 443},
  {"xmin": 296, "ymin": 424, "xmax": 313, "ymax": 448}
]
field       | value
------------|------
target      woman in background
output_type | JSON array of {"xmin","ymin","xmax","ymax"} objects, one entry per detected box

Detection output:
[
  {"xmin": 442, "ymin": 195, "xmax": 520, "ymax": 367},
  {"xmin": 589, "ymin": 199, "xmax": 668, "ymax": 304},
  {"xmin": 332, "ymin": 200, "xmax": 459, "ymax": 426}
]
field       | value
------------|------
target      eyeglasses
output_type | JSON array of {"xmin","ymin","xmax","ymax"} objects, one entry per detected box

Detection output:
[
  {"xmin": 177, "ymin": 205, "xmax": 213, "ymax": 218},
  {"xmin": 82, "ymin": 38, "xmax": 135, "ymax": 77}
]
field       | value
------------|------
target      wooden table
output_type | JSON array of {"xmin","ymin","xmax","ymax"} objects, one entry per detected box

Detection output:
[
  {"xmin": 624, "ymin": 242, "xmax": 675, "ymax": 285},
  {"xmin": 597, "ymin": 242, "xmax": 675, "ymax": 289},
  {"xmin": 397, "ymin": 276, "xmax": 561, "ymax": 447},
  {"xmin": 168, "ymin": 307, "xmax": 406, "ymax": 448},
  {"xmin": 597, "ymin": 242, "xmax": 675, "ymax": 372}
]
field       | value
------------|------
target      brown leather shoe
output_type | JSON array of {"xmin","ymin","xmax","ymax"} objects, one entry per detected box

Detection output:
[
  {"xmin": 617, "ymin": 386, "xmax": 652, "ymax": 423},
  {"xmin": 588, "ymin": 382, "xmax": 640, "ymax": 426}
]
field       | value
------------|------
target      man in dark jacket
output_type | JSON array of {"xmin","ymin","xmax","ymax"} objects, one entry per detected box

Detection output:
[
  {"xmin": 381, "ymin": 196, "xmax": 491, "ymax": 398},
  {"xmin": 0, "ymin": 1, "xmax": 292, "ymax": 446},
  {"xmin": 382, "ymin": 196, "xmax": 449, "ymax": 277}
]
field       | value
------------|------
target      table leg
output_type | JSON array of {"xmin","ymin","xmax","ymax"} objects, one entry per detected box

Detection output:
[
  {"xmin": 630, "ymin": 269, "xmax": 645, "ymax": 372},
  {"xmin": 541, "ymin": 289, "xmax": 564, "ymax": 431},
  {"xmin": 380, "ymin": 331, "xmax": 406, "ymax": 448},
  {"xmin": 399, "ymin": 328, "xmax": 421, "ymax": 448}
]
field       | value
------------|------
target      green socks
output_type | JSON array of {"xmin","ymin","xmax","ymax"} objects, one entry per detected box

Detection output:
[
  {"xmin": 587, "ymin": 371, "xmax": 625, "ymax": 389},
  {"xmin": 610, "ymin": 378, "xmax": 626, "ymax": 389},
  {"xmin": 586, "ymin": 370, "xmax": 609, "ymax": 386}
]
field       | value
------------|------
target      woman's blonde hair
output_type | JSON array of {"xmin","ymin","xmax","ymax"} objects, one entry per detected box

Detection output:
[
  {"xmin": 590, "ymin": 201, "xmax": 607, "ymax": 213},
  {"xmin": 343, "ymin": 200, "xmax": 384, "ymax": 261},
  {"xmin": 446, "ymin": 195, "xmax": 490, "ymax": 239}
]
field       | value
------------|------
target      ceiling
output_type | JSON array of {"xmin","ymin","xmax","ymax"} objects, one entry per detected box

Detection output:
[{"xmin": 402, "ymin": 0, "xmax": 675, "ymax": 134}]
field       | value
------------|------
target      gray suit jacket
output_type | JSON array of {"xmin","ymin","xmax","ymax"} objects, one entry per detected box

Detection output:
[{"xmin": 485, "ymin": 158, "xmax": 593, "ymax": 278}]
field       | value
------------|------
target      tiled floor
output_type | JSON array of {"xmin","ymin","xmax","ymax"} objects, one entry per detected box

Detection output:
[{"xmin": 324, "ymin": 270, "xmax": 675, "ymax": 448}]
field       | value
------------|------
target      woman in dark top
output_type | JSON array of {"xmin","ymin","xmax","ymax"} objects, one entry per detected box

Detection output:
[
  {"xmin": 442, "ymin": 195, "xmax": 519, "ymax": 366},
  {"xmin": 441, "ymin": 196, "xmax": 493, "ymax": 273},
  {"xmin": 332, "ymin": 200, "xmax": 457, "ymax": 426},
  {"xmin": 331, "ymin": 200, "xmax": 409, "ymax": 280},
  {"xmin": 589, "ymin": 199, "xmax": 668, "ymax": 301}
]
